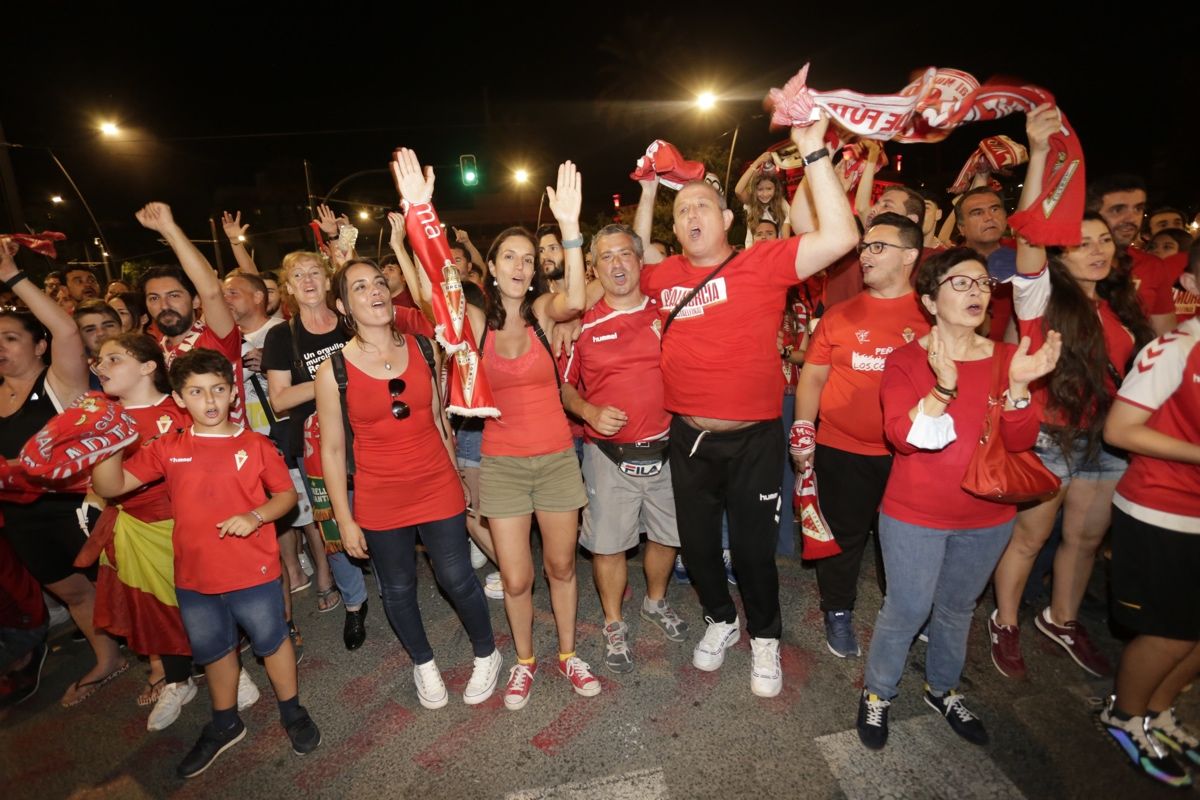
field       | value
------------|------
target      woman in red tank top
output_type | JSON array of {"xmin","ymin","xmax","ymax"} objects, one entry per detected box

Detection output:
[
  {"xmin": 394, "ymin": 154, "xmax": 592, "ymax": 709},
  {"xmin": 316, "ymin": 260, "xmax": 501, "ymax": 708}
]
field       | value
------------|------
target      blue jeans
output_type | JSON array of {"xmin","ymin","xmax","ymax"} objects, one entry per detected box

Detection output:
[
  {"xmin": 176, "ymin": 580, "xmax": 288, "ymax": 666},
  {"xmin": 362, "ymin": 512, "xmax": 495, "ymax": 664},
  {"xmin": 865, "ymin": 513, "xmax": 1014, "ymax": 699},
  {"xmin": 0, "ymin": 619, "xmax": 47, "ymax": 674}
]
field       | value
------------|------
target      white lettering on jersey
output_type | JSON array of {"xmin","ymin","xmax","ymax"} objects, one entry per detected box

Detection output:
[
  {"xmin": 759, "ymin": 491, "xmax": 780, "ymax": 501},
  {"xmin": 660, "ymin": 277, "xmax": 729, "ymax": 319},
  {"xmin": 592, "ymin": 332, "xmax": 618, "ymax": 343},
  {"xmin": 168, "ymin": 457, "xmax": 192, "ymax": 463},
  {"xmin": 850, "ymin": 346, "xmax": 896, "ymax": 372},
  {"xmin": 855, "ymin": 329, "xmax": 870, "ymax": 344}
]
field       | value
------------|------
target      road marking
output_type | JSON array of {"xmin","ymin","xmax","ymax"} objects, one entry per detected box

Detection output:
[
  {"xmin": 815, "ymin": 715, "xmax": 1026, "ymax": 799},
  {"xmin": 505, "ymin": 768, "xmax": 668, "ymax": 799}
]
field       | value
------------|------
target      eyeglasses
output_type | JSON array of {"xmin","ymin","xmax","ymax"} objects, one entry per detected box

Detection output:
[
  {"xmin": 938, "ymin": 275, "xmax": 999, "ymax": 293},
  {"xmin": 388, "ymin": 377, "xmax": 410, "ymax": 420},
  {"xmin": 856, "ymin": 241, "xmax": 914, "ymax": 256}
]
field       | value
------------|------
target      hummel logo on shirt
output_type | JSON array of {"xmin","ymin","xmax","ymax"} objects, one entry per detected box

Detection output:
[
  {"xmin": 592, "ymin": 333, "xmax": 618, "ymax": 343},
  {"xmin": 168, "ymin": 457, "xmax": 192, "ymax": 463}
]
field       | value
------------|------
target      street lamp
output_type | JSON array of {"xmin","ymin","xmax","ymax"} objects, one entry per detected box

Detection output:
[
  {"xmin": 513, "ymin": 168, "xmax": 529, "ymax": 184},
  {"xmin": 99, "ymin": 121, "xmax": 120, "ymax": 137},
  {"xmin": 695, "ymin": 91, "xmax": 717, "ymax": 112},
  {"xmin": 358, "ymin": 210, "xmax": 370, "ymax": 221},
  {"xmin": 50, "ymin": 195, "xmax": 63, "ymax": 204}
]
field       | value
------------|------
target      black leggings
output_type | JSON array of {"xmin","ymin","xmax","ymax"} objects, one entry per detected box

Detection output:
[{"xmin": 162, "ymin": 654, "xmax": 194, "ymax": 684}]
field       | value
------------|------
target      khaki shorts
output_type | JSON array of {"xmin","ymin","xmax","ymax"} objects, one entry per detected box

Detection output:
[
  {"xmin": 579, "ymin": 442, "xmax": 679, "ymax": 555},
  {"xmin": 479, "ymin": 447, "xmax": 588, "ymax": 518}
]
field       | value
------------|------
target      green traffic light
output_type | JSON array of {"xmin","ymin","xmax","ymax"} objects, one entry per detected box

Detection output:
[{"xmin": 464, "ymin": 170, "xmax": 477, "ymax": 184}]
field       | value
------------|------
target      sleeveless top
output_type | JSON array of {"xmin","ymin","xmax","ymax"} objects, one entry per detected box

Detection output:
[{"xmin": 480, "ymin": 326, "xmax": 572, "ymax": 457}]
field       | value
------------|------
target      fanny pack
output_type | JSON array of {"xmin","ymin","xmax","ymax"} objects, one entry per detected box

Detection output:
[{"xmin": 593, "ymin": 438, "xmax": 670, "ymax": 478}]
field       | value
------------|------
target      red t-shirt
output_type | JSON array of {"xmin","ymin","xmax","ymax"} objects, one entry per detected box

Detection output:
[
  {"xmin": 1012, "ymin": 268, "xmax": 1136, "ymax": 426},
  {"xmin": 393, "ymin": 306, "xmax": 435, "ymax": 337},
  {"xmin": 1128, "ymin": 247, "xmax": 1176, "ymax": 317},
  {"xmin": 1113, "ymin": 317, "xmax": 1200, "ymax": 533},
  {"xmin": 880, "ymin": 341, "xmax": 1040, "ymax": 529},
  {"xmin": 822, "ymin": 251, "xmax": 862, "ymax": 310},
  {"xmin": 1167, "ymin": 251, "xmax": 1198, "ymax": 322},
  {"xmin": 343, "ymin": 343, "xmax": 464, "ymax": 530},
  {"xmin": 805, "ymin": 292, "xmax": 930, "ymax": 456},
  {"xmin": 481, "ymin": 327, "xmax": 573, "ymax": 457},
  {"xmin": 124, "ymin": 427, "xmax": 292, "ymax": 593},
  {"xmin": 639, "ymin": 237, "xmax": 803, "ymax": 420},
  {"xmin": 117, "ymin": 396, "xmax": 192, "ymax": 520},
  {"xmin": 160, "ymin": 321, "xmax": 245, "ymax": 426},
  {"xmin": 391, "ymin": 290, "xmax": 418, "ymax": 310},
  {"xmin": 563, "ymin": 297, "xmax": 671, "ymax": 443}
]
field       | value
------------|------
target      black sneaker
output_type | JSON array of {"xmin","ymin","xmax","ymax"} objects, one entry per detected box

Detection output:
[
  {"xmin": 924, "ymin": 687, "xmax": 988, "ymax": 745},
  {"xmin": 343, "ymin": 601, "xmax": 368, "ymax": 651},
  {"xmin": 857, "ymin": 690, "xmax": 890, "ymax": 750},
  {"xmin": 176, "ymin": 720, "xmax": 247, "ymax": 779},
  {"xmin": 284, "ymin": 708, "xmax": 322, "ymax": 755}
]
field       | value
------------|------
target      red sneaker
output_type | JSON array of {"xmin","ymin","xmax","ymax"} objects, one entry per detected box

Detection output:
[
  {"xmin": 558, "ymin": 656, "xmax": 601, "ymax": 697},
  {"xmin": 503, "ymin": 663, "xmax": 536, "ymax": 711},
  {"xmin": 988, "ymin": 610, "xmax": 1027, "ymax": 680},
  {"xmin": 1034, "ymin": 607, "xmax": 1111, "ymax": 677}
]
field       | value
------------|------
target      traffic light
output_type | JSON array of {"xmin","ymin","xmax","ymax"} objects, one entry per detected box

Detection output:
[{"xmin": 459, "ymin": 154, "xmax": 479, "ymax": 187}]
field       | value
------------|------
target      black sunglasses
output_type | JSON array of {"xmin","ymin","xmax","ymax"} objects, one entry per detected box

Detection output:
[{"xmin": 388, "ymin": 377, "xmax": 410, "ymax": 420}]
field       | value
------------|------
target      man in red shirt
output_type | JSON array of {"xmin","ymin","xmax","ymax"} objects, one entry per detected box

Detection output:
[
  {"xmin": 135, "ymin": 202, "xmax": 246, "ymax": 425},
  {"xmin": 793, "ymin": 213, "xmax": 930, "ymax": 658},
  {"xmin": 563, "ymin": 225, "xmax": 688, "ymax": 675},
  {"xmin": 1088, "ymin": 175, "xmax": 1177, "ymax": 334},
  {"xmin": 1174, "ymin": 240, "xmax": 1200, "ymax": 323},
  {"xmin": 954, "ymin": 187, "xmax": 1017, "ymax": 340},
  {"xmin": 640, "ymin": 114, "xmax": 858, "ymax": 698}
]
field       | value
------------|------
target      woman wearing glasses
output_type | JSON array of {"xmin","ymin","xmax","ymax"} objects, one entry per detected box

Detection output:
[
  {"xmin": 855, "ymin": 247, "xmax": 1062, "ymax": 750},
  {"xmin": 314, "ymin": 259, "xmax": 500, "ymax": 709}
]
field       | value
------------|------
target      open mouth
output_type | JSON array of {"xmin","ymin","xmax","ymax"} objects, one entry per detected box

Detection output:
[
  {"xmin": 687, "ymin": 225, "xmax": 702, "ymax": 241},
  {"xmin": 965, "ymin": 302, "xmax": 984, "ymax": 315}
]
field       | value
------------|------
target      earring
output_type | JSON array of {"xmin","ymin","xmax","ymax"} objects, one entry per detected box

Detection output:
[
  {"xmin": 492, "ymin": 279, "xmax": 498, "ymax": 286},
  {"xmin": 527, "ymin": 284, "xmax": 534, "ymax": 293}
]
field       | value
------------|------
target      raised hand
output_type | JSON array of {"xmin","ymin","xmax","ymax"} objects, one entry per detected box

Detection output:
[
  {"xmin": 221, "ymin": 210, "xmax": 249, "ymax": 242},
  {"xmin": 314, "ymin": 203, "xmax": 340, "ymax": 236},
  {"xmin": 387, "ymin": 212, "xmax": 406, "ymax": 254},
  {"xmin": 1025, "ymin": 103, "xmax": 1061, "ymax": 155},
  {"xmin": 391, "ymin": 148, "xmax": 435, "ymax": 206},
  {"xmin": 925, "ymin": 326, "xmax": 958, "ymax": 390},
  {"xmin": 546, "ymin": 161, "xmax": 582, "ymax": 226},
  {"xmin": 453, "ymin": 228, "xmax": 470, "ymax": 245},
  {"xmin": 1009, "ymin": 330, "xmax": 1062, "ymax": 388},
  {"xmin": 791, "ymin": 109, "xmax": 831, "ymax": 156},
  {"xmin": 135, "ymin": 202, "xmax": 177, "ymax": 233},
  {"xmin": 0, "ymin": 237, "xmax": 18, "ymax": 271}
]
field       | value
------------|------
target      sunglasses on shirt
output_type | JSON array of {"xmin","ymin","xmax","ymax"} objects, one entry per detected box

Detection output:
[{"xmin": 389, "ymin": 377, "xmax": 410, "ymax": 420}]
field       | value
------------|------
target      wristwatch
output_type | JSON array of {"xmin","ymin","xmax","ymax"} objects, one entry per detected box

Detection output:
[
  {"xmin": 801, "ymin": 148, "xmax": 830, "ymax": 167},
  {"xmin": 1004, "ymin": 391, "xmax": 1031, "ymax": 410}
]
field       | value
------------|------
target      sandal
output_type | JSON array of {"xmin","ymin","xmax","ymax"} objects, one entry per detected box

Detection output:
[
  {"xmin": 290, "ymin": 576, "xmax": 313, "ymax": 594},
  {"xmin": 61, "ymin": 661, "xmax": 130, "ymax": 708},
  {"xmin": 137, "ymin": 676, "xmax": 166, "ymax": 707},
  {"xmin": 316, "ymin": 586, "xmax": 342, "ymax": 614}
]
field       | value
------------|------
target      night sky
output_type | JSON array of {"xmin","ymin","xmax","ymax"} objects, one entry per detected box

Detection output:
[{"xmin": 2, "ymin": 7, "xmax": 1197, "ymax": 272}]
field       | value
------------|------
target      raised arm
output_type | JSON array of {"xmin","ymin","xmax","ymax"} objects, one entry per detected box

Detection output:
[
  {"xmin": 221, "ymin": 210, "xmax": 259, "ymax": 274},
  {"xmin": 853, "ymin": 140, "xmax": 883, "ymax": 222},
  {"xmin": 634, "ymin": 178, "xmax": 663, "ymax": 265},
  {"xmin": 90, "ymin": 449, "xmax": 146, "ymax": 498},
  {"xmin": 453, "ymin": 228, "xmax": 486, "ymax": 273},
  {"xmin": 791, "ymin": 114, "xmax": 860, "ymax": 280},
  {"xmin": 387, "ymin": 212, "xmax": 435, "ymax": 323},
  {"xmin": 135, "ymin": 203, "xmax": 236, "ymax": 339},
  {"xmin": 0, "ymin": 239, "xmax": 89, "ymax": 404},
  {"xmin": 536, "ymin": 161, "xmax": 587, "ymax": 323},
  {"xmin": 734, "ymin": 152, "xmax": 772, "ymax": 205},
  {"xmin": 1014, "ymin": 104, "xmax": 1060, "ymax": 275}
]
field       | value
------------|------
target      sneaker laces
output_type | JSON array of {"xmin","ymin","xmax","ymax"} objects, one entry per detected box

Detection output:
[
  {"xmin": 699, "ymin": 616, "xmax": 735, "ymax": 649},
  {"xmin": 1157, "ymin": 709, "xmax": 1200, "ymax": 748},
  {"xmin": 605, "ymin": 625, "xmax": 629, "ymax": 656},
  {"xmin": 466, "ymin": 653, "xmax": 498, "ymax": 692},
  {"xmin": 942, "ymin": 693, "xmax": 978, "ymax": 724},
  {"xmin": 507, "ymin": 664, "xmax": 534, "ymax": 693},
  {"xmin": 751, "ymin": 639, "xmax": 780, "ymax": 674},
  {"xmin": 563, "ymin": 656, "xmax": 594, "ymax": 679},
  {"xmin": 864, "ymin": 694, "xmax": 890, "ymax": 727},
  {"xmin": 1104, "ymin": 703, "xmax": 1171, "ymax": 759},
  {"xmin": 653, "ymin": 604, "xmax": 684, "ymax": 630}
]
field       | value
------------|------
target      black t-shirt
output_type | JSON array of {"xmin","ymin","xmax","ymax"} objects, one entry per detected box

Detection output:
[{"xmin": 262, "ymin": 319, "xmax": 349, "ymax": 457}]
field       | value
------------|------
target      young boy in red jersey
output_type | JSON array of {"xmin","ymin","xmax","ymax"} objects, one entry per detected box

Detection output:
[{"xmin": 92, "ymin": 349, "xmax": 318, "ymax": 779}]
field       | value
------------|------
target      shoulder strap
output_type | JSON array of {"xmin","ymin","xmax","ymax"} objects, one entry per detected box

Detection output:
[
  {"xmin": 247, "ymin": 373, "xmax": 278, "ymax": 425},
  {"xmin": 412, "ymin": 334, "xmax": 449, "ymax": 439},
  {"xmin": 288, "ymin": 316, "xmax": 304, "ymax": 375},
  {"xmin": 479, "ymin": 324, "xmax": 489, "ymax": 359},
  {"xmin": 330, "ymin": 350, "xmax": 355, "ymax": 477},
  {"xmin": 531, "ymin": 322, "xmax": 562, "ymax": 389},
  {"xmin": 661, "ymin": 250, "xmax": 740, "ymax": 340}
]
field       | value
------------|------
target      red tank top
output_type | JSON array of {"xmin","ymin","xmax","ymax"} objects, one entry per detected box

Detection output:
[
  {"xmin": 481, "ymin": 326, "xmax": 573, "ymax": 457},
  {"xmin": 345, "ymin": 338, "xmax": 464, "ymax": 529}
]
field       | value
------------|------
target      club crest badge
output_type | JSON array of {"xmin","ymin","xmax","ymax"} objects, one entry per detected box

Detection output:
[
  {"xmin": 234, "ymin": 449, "xmax": 248, "ymax": 471},
  {"xmin": 901, "ymin": 327, "xmax": 915, "ymax": 343},
  {"xmin": 156, "ymin": 415, "xmax": 172, "ymax": 435},
  {"xmin": 441, "ymin": 264, "xmax": 465, "ymax": 340}
]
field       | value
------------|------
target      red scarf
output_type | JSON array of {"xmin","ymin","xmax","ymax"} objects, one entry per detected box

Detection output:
[
  {"xmin": 5, "ymin": 231, "xmax": 66, "ymax": 259},
  {"xmin": 949, "ymin": 136, "xmax": 1028, "ymax": 194},
  {"xmin": 767, "ymin": 64, "xmax": 1085, "ymax": 245}
]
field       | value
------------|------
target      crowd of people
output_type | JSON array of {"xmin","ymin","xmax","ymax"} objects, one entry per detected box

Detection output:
[{"xmin": 0, "ymin": 104, "xmax": 1197, "ymax": 790}]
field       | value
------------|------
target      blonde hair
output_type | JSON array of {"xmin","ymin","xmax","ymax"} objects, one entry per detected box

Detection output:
[{"xmin": 279, "ymin": 251, "xmax": 331, "ymax": 314}]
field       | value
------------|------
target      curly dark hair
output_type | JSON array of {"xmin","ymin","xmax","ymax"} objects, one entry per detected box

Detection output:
[
  {"xmin": 1041, "ymin": 214, "xmax": 1154, "ymax": 463},
  {"xmin": 483, "ymin": 227, "xmax": 541, "ymax": 331}
]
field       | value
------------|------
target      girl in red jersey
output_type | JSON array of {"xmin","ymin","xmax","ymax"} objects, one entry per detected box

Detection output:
[
  {"xmin": 393, "ymin": 150, "xmax": 590, "ymax": 710},
  {"xmin": 990, "ymin": 107, "xmax": 1155, "ymax": 682},
  {"xmin": 315, "ymin": 260, "xmax": 500, "ymax": 709}
]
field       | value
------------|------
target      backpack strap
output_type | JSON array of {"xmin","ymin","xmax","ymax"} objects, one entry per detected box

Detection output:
[
  {"xmin": 288, "ymin": 316, "xmax": 304, "ymax": 377},
  {"xmin": 660, "ymin": 250, "xmax": 739, "ymax": 341},
  {"xmin": 411, "ymin": 334, "xmax": 449, "ymax": 439},
  {"xmin": 531, "ymin": 321, "xmax": 562, "ymax": 389},
  {"xmin": 330, "ymin": 350, "xmax": 355, "ymax": 478}
]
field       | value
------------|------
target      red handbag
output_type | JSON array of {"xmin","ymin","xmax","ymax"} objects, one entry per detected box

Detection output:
[{"xmin": 961, "ymin": 352, "xmax": 1061, "ymax": 504}]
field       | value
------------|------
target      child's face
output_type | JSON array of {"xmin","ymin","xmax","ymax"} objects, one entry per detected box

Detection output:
[
  {"xmin": 1145, "ymin": 233, "xmax": 1180, "ymax": 259},
  {"xmin": 173, "ymin": 372, "xmax": 235, "ymax": 430}
]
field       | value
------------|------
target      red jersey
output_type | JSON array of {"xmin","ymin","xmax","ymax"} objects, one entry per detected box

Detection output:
[
  {"xmin": 343, "ymin": 343, "xmax": 464, "ymax": 530},
  {"xmin": 160, "ymin": 321, "xmax": 245, "ymax": 426},
  {"xmin": 563, "ymin": 297, "xmax": 670, "ymax": 443},
  {"xmin": 393, "ymin": 306, "xmax": 435, "ymax": 337},
  {"xmin": 1127, "ymin": 247, "xmax": 1176, "ymax": 317},
  {"xmin": 639, "ymin": 237, "xmax": 805, "ymax": 420},
  {"xmin": 117, "ymin": 396, "xmax": 192, "ymax": 520},
  {"xmin": 805, "ymin": 292, "xmax": 929, "ymax": 456},
  {"xmin": 1113, "ymin": 318, "xmax": 1200, "ymax": 533},
  {"xmin": 1012, "ymin": 267, "xmax": 1136, "ymax": 426},
  {"xmin": 124, "ymin": 427, "xmax": 292, "ymax": 593}
]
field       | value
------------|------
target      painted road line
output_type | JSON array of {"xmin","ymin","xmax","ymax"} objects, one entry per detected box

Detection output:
[
  {"xmin": 506, "ymin": 768, "xmax": 668, "ymax": 799},
  {"xmin": 815, "ymin": 715, "xmax": 1026, "ymax": 800}
]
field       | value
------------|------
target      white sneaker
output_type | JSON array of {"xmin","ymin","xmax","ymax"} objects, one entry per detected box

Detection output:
[
  {"xmin": 463, "ymin": 650, "xmax": 503, "ymax": 705},
  {"xmin": 236, "ymin": 668, "xmax": 260, "ymax": 711},
  {"xmin": 483, "ymin": 571, "xmax": 504, "ymax": 600},
  {"xmin": 693, "ymin": 616, "xmax": 740, "ymax": 671},
  {"xmin": 469, "ymin": 540, "xmax": 488, "ymax": 570},
  {"xmin": 750, "ymin": 638, "xmax": 783, "ymax": 698},
  {"xmin": 414, "ymin": 659, "xmax": 448, "ymax": 709},
  {"xmin": 298, "ymin": 551, "xmax": 314, "ymax": 577},
  {"xmin": 147, "ymin": 678, "xmax": 198, "ymax": 731}
]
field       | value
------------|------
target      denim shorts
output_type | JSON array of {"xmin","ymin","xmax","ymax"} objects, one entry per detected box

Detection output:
[
  {"xmin": 1033, "ymin": 426, "xmax": 1127, "ymax": 484},
  {"xmin": 176, "ymin": 580, "xmax": 288, "ymax": 665},
  {"xmin": 456, "ymin": 427, "xmax": 483, "ymax": 470}
]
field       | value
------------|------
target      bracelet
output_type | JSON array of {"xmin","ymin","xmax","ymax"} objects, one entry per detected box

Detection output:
[
  {"xmin": 1, "ymin": 271, "xmax": 29, "ymax": 291},
  {"xmin": 934, "ymin": 383, "xmax": 958, "ymax": 398},
  {"xmin": 250, "ymin": 510, "xmax": 265, "ymax": 529},
  {"xmin": 929, "ymin": 387, "xmax": 954, "ymax": 405},
  {"xmin": 801, "ymin": 148, "xmax": 830, "ymax": 167},
  {"xmin": 561, "ymin": 236, "xmax": 584, "ymax": 249}
]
